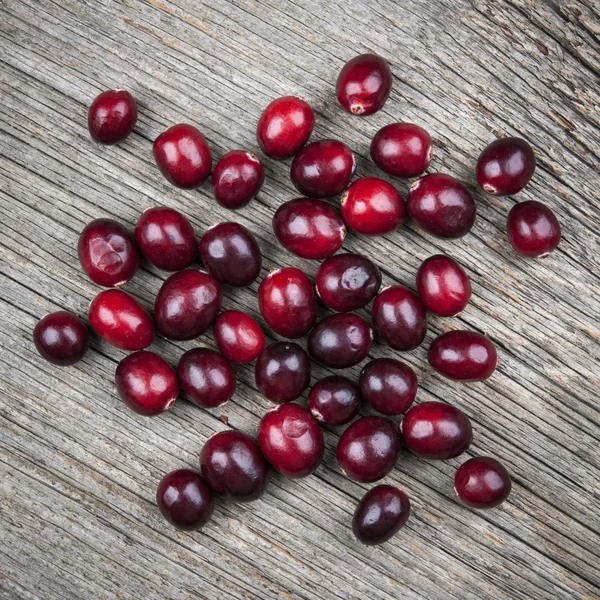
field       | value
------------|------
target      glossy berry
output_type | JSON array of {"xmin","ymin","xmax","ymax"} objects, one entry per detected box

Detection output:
[
  {"xmin": 213, "ymin": 310, "xmax": 265, "ymax": 364},
  {"xmin": 33, "ymin": 311, "xmax": 88, "ymax": 366},
  {"xmin": 455, "ymin": 457, "xmax": 512, "ymax": 509},
  {"xmin": 308, "ymin": 376, "xmax": 361, "ymax": 425},
  {"xmin": 88, "ymin": 89, "xmax": 137, "ymax": 144},
  {"xmin": 507, "ymin": 201, "xmax": 561, "ymax": 258},
  {"xmin": 212, "ymin": 150, "xmax": 264, "ymax": 209}
]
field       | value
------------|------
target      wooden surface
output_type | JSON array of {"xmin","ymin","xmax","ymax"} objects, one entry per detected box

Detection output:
[{"xmin": 1, "ymin": 1, "xmax": 599, "ymax": 599}]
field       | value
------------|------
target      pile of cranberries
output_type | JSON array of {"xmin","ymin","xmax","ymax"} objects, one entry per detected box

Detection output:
[{"xmin": 33, "ymin": 52, "xmax": 561, "ymax": 545}]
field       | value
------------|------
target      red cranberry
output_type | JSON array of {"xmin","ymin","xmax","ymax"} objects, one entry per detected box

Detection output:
[
  {"xmin": 273, "ymin": 198, "xmax": 346, "ymax": 259},
  {"xmin": 255, "ymin": 342, "xmax": 311, "ymax": 403},
  {"xmin": 290, "ymin": 140, "xmax": 356, "ymax": 198},
  {"xmin": 258, "ymin": 404, "xmax": 324, "ymax": 478},
  {"xmin": 370, "ymin": 123, "xmax": 432, "ymax": 178},
  {"xmin": 455, "ymin": 457, "xmax": 511, "ymax": 509},
  {"xmin": 135, "ymin": 207, "xmax": 196, "ymax": 271},
  {"xmin": 372, "ymin": 286, "xmax": 427, "ymax": 351},
  {"xmin": 156, "ymin": 469, "xmax": 214, "ymax": 530},
  {"xmin": 177, "ymin": 348, "xmax": 236, "ymax": 409},
  {"xmin": 401, "ymin": 402, "xmax": 472, "ymax": 459},
  {"xmin": 212, "ymin": 150, "xmax": 264, "ymax": 209},
  {"xmin": 153, "ymin": 124, "xmax": 212, "ymax": 189},
  {"xmin": 407, "ymin": 174, "xmax": 476, "ymax": 238},
  {"xmin": 507, "ymin": 201, "xmax": 561, "ymax": 258},
  {"xmin": 258, "ymin": 268, "xmax": 317, "ymax": 339},
  {"xmin": 308, "ymin": 313, "xmax": 372, "ymax": 369},
  {"xmin": 308, "ymin": 375, "xmax": 361, "ymax": 425},
  {"xmin": 353, "ymin": 485, "xmax": 410, "ymax": 545},
  {"xmin": 88, "ymin": 89, "xmax": 137, "ymax": 144},
  {"xmin": 33, "ymin": 311, "xmax": 88, "ymax": 366},
  {"xmin": 256, "ymin": 96, "xmax": 315, "ymax": 160},
  {"xmin": 428, "ymin": 330, "xmax": 498, "ymax": 381},
  {"xmin": 154, "ymin": 270, "xmax": 221, "ymax": 341},
  {"xmin": 336, "ymin": 54, "xmax": 392, "ymax": 116},
  {"xmin": 89, "ymin": 289, "xmax": 154, "ymax": 350},
  {"xmin": 213, "ymin": 310, "xmax": 265, "ymax": 364},
  {"xmin": 359, "ymin": 358, "xmax": 417, "ymax": 416},
  {"xmin": 416, "ymin": 255, "xmax": 472, "ymax": 317},
  {"xmin": 199, "ymin": 222, "xmax": 262, "ymax": 287},
  {"xmin": 476, "ymin": 137, "xmax": 535, "ymax": 196},
  {"xmin": 78, "ymin": 218, "xmax": 139, "ymax": 287},
  {"xmin": 115, "ymin": 351, "xmax": 178, "ymax": 416},
  {"xmin": 337, "ymin": 416, "xmax": 401, "ymax": 483}
]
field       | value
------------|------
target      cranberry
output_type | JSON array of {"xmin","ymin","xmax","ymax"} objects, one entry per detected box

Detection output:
[
  {"xmin": 199, "ymin": 222, "xmax": 262, "ymax": 287},
  {"xmin": 407, "ymin": 174, "xmax": 476, "ymax": 238},
  {"xmin": 290, "ymin": 140, "xmax": 356, "ymax": 198},
  {"xmin": 336, "ymin": 54, "xmax": 392, "ymax": 116},
  {"xmin": 401, "ymin": 402, "xmax": 472, "ymax": 459},
  {"xmin": 316, "ymin": 253, "xmax": 381, "ymax": 312},
  {"xmin": 370, "ymin": 123, "xmax": 432, "ymax": 178},
  {"xmin": 455, "ymin": 457, "xmax": 511, "ymax": 509},
  {"xmin": 337, "ymin": 416, "xmax": 401, "ymax": 483},
  {"xmin": 153, "ymin": 124, "xmax": 212, "ymax": 189},
  {"xmin": 258, "ymin": 403, "xmax": 324, "ymax": 478},
  {"xmin": 212, "ymin": 150, "xmax": 264, "ymax": 209},
  {"xmin": 353, "ymin": 485, "xmax": 410, "ymax": 545},
  {"xmin": 308, "ymin": 376, "xmax": 361, "ymax": 425},
  {"xmin": 507, "ymin": 201, "xmax": 561, "ymax": 258},
  {"xmin": 115, "ymin": 351, "xmax": 178, "ymax": 416},
  {"xmin": 258, "ymin": 268, "xmax": 317, "ymax": 339},
  {"xmin": 428, "ymin": 330, "xmax": 498, "ymax": 381},
  {"xmin": 89, "ymin": 289, "xmax": 154, "ymax": 350},
  {"xmin": 213, "ymin": 310, "xmax": 265, "ymax": 364},
  {"xmin": 308, "ymin": 313, "xmax": 372, "ymax": 369},
  {"xmin": 135, "ymin": 207, "xmax": 196, "ymax": 271},
  {"xmin": 372, "ymin": 286, "xmax": 427, "ymax": 351},
  {"xmin": 78, "ymin": 218, "xmax": 139, "ymax": 287},
  {"xmin": 273, "ymin": 198, "xmax": 346, "ymax": 259},
  {"xmin": 416, "ymin": 255, "xmax": 472, "ymax": 317},
  {"xmin": 156, "ymin": 469, "xmax": 214, "ymax": 530},
  {"xmin": 476, "ymin": 137, "xmax": 535, "ymax": 196},
  {"xmin": 256, "ymin": 96, "xmax": 315, "ymax": 160},
  {"xmin": 33, "ymin": 311, "xmax": 88, "ymax": 366},
  {"xmin": 177, "ymin": 348, "xmax": 236, "ymax": 409},
  {"xmin": 88, "ymin": 89, "xmax": 137, "ymax": 144},
  {"xmin": 359, "ymin": 358, "xmax": 417, "ymax": 416}
]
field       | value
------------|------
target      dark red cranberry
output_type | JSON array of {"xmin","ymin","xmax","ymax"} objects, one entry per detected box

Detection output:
[
  {"xmin": 177, "ymin": 348, "xmax": 236, "ymax": 409},
  {"xmin": 213, "ymin": 310, "xmax": 265, "ymax": 364},
  {"xmin": 33, "ymin": 311, "xmax": 88, "ymax": 366},
  {"xmin": 200, "ymin": 430, "xmax": 269, "ymax": 502},
  {"xmin": 476, "ymin": 137, "xmax": 535, "ymax": 196},
  {"xmin": 199, "ymin": 222, "xmax": 262, "ymax": 287},
  {"xmin": 78, "ymin": 218, "xmax": 139, "ymax": 287},
  {"xmin": 416, "ymin": 255, "xmax": 472, "ymax": 317},
  {"xmin": 258, "ymin": 403, "xmax": 324, "ymax": 478},
  {"xmin": 359, "ymin": 358, "xmax": 417, "ymax": 416},
  {"xmin": 336, "ymin": 54, "xmax": 392, "ymax": 116},
  {"xmin": 308, "ymin": 375, "xmax": 361, "ymax": 425},
  {"xmin": 290, "ymin": 140, "xmax": 356, "ymax": 198},
  {"xmin": 115, "ymin": 351, "xmax": 178, "ymax": 416},
  {"xmin": 156, "ymin": 469, "xmax": 214, "ymax": 530},
  {"xmin": 401, "ymin": 402, "xmax": 472, "ymax": 459},
  {"xmin": 135, "ymin": 207, "xmax": 196, "ymax": 271},
  {"xmin": 372, "ymin": 286, "xmax": 427, "ymax": 351},
  {"xmin": 212, "ymin": 150, "xmax": 264, "ymax": 209},
  {"xmin": 154, "ymin": 270, "xmax": 221, "ymax": 341},
  {"xmin": 407, "ymin": 174, "xmax": 476, "ymax": 238},
  {"xmin": 428, "ymin": 330, "xmax": 498, "ymax": 381},
  {"xmin": 370, "ymin": 123, "xmax": 432, "ymax": 178},
  {"xmin": 258, "ymin": 268, "xmax": 317, "ymax": 339},
  {"xmin": 153, "ymin": 124, "xmax": 212, "ymax": 189},
  {"xmin": 455, "ymin": 457, "xmax": 511, "ymax": 509},
  {"xmin": 256, "ymin": 96, "xmax": 315, "ymax": 160},
  {"xmin": 89, "ymin": 289, "xmax": 154, "ymax": 350},
  {"xmin": 88, "ymin": 89, "xmax": 137, "ymax": 144},
  {"xmin": 353, "ymin": 485, "xmax": 410, "ymax": 545},
  {"xmin": 507, "ymin": 201, "xmax": 561, "ymax": 258},
  {"xmin": 308, "ymin": 313, "xmax": 372, "ymax": 369},
  {"xmin": 336, "ymin": 416, "xmax": 401, "ymax": 483}
]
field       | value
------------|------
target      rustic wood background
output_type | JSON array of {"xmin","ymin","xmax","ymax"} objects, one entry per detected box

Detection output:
[{"xmin": 1, "ymin": 1, "xmax": 599, "ymax": 599}]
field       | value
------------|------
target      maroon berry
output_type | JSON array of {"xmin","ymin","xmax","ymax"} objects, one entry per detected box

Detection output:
[
  {"xmin": 308, "ymin": 376, "xmax": 361, "ymax": 425},
  {"xmin": 213, "ymin": 310, "xmax": 265, "ymax": 364},
  {"xmin": 88, "ymin": 89, "xmax": 137, "ymax": 144},
  {"xmin": 455, "ymin": 457, "xmax": 511, "ymax": 509},
  {"xmin": 212, "ymin": 150, "xmax": 264, "ymax": 209},
  {"xmin": 507, "ymin": 201, "xmax": 561, "ymax": 258},
  {"xmin": 33, "ymin": 311, "xmax": 88, "ymax": 366}
]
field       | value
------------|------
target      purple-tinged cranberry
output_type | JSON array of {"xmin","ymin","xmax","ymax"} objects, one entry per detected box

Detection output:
[
  {"xmin": 308, "ymin": 376, "xmax": 361, "ymax": 425},
  {"xmin": 455, "ymin": 457, "xmax": 511, "ymax": 509},
  {"xmin": 213, "ymin": 310, "xmax": 265, "ymax": 364},
  {"xmin": 88, "ymin": 89, "xmax": 137, "ymax": 144},
  {"xmin": 507, "ymin": 201, "xmax": 561, "ymax": 258},
  {"xmin": 33, "ymin": 311, "xmax": 88, "ymax": 366},
  {"xmin": 212, "ymin": 150, "xmax": 264, "ymax": 209}
]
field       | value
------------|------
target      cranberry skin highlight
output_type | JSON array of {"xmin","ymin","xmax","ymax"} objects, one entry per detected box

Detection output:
[
  {"xmin": 33, "ymin": 311, "xmax": 88, "ymax": 366},
  {"xmin": 212, "ymin": 150, "xmax": 264, "ymax": 209},
  {"xmin": 213, "ymin": 310, "xmax": 265, "ymax": 364},
  {"xmin": 308, "ymin": 376, "xmax": 361, "ymax": 425},
  {"xmin": 507, "ymin": 201, "xmax": 561, "ymax": 258},
  {"xmin": 88, "ymin": 89, "xmax": 137, "ymax": 144},
  {"xmin": 455, "ymin": 457, "xmax": 512, "ymax": 509}
]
